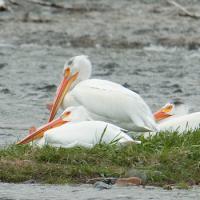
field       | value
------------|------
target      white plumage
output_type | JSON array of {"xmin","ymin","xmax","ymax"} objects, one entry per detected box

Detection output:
[
  {"xmin": 144, "ymin": 112, "xmax": 200, "ymax": 138},
  {"xmin": 158, "ymin": 112, "xmax": 200, "ymax": 132},
  {"xmin": 54, "ymin": 55, "xmax": 158, "ymax": 132},
  {"xmin": 35, "ymin": 106, "xmax": 141, "ymax": 148},
  {"xmin": 43, "ymin": 121, "xmax": 140, "ymax": 148}
]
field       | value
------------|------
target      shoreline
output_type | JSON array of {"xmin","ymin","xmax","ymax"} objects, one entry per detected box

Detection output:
[{"xmin": 1, "ymin": 130, "xmax": 200, "ymax": 189}]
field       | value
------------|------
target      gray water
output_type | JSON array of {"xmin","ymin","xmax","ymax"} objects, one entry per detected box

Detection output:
[
  {"xmin": 1, "ymin": 0, "xmax": 200, "ymax": 199},
  {"xmin": 1, "ymin": 44, "xmax": 200, "ymax": 146},
  {"xmin": 1, "ymin": 183, "xmax": 200, "ymax": 200},
  {"xmin": 1, "ymin": 0, "xmax": 200, "ymax": 146}
]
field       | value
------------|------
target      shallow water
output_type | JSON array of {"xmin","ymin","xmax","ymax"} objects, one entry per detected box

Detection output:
[
  {"xmin": 1, "ymin": 0, "xmax": 200, "ymax": 198},
  {"xmin": 1, "ymin": 0, "xmax": 200, "ymax": 146},
  {"xmin": 1, "ymin": 183, "xmax": 200, "ymax": 200},
  {"xmin": 1, "ymin": 44, "xmax": 200, "ymax": 146}
]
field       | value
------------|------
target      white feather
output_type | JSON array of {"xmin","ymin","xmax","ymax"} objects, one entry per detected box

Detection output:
[
  {"xmin": 144, "ymin": 112, "xmax": 200, "ymax": 138},
  {"xmin": 61, "ymin": 55, "xmax": 157, "ymax": 132},
  {"xmin": 43, "ymin": 121, "xmax": 140, "ymax": 148}
]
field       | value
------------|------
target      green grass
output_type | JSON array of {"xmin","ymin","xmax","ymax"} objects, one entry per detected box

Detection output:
[{"xmin": 1, "ymin": 129, "xmax": 200, "ymax": 187}]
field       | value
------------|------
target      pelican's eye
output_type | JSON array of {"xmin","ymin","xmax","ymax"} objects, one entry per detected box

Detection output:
[
  {"xmin": 64, "ymin": 111, "xmax": 71, "ymax": 116},
  {"xmin": 68, "ymin": 59, "xmax": 73, "ymax": 66},
  {"xmin": 61, "ymin": 111, "xmax": 71, "ymax": 119}
]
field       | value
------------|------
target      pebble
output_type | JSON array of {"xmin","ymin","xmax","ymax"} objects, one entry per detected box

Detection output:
[
  {"xmin": 94, "ymin": 181, "xmax": 112, "ymax": 190},
  {"xmin": 23, "ymin": 179, "xmax": 37, "ymax": 184},
  {"xmin": 115, "ymin": 177, "xmax": 142, "ymax": 186}
]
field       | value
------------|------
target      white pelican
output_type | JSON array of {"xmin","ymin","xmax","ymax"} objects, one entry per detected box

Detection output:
[
  {"xmin": 17, "ymin": 106, "xmax": 140, "ymax": 148},
  {"xmin": 144, "ymin": 103, "xmax": 199, "ymax": 138},
  {"xmin": 43, "ymin": 121, "xmax": 141, "ymax": 148},
  {"xmin": 158, "ymin": 112, "xmax": 200, "ymax": 133},
  {"xmin": 48, "ymin": 55, "xmax": 160, "ymax": 132}
]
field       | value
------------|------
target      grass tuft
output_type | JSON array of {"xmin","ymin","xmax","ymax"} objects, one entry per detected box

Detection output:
[{"xmin": 1, "ymin": 130, "xmax": 200, "ymax": 186}]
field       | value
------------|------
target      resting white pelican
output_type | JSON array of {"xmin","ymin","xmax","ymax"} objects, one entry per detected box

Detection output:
[
  {"xmin": 144, "ymin": 102, "xmax": 199, "ymax": 138},
  {"xmin": 48, "ymin": 55, "xmax": 160, "ymax": 132},
  {"xmin": 158, "ymin": 112, "xmax": 200, "ymax": 133},
  {"xmin": 17, "ymin": 106, "xmax": 140, "ymax": 148},
  {"xmin": 43, "ymin": 121, "xmax": 141, "ymax": 148}
]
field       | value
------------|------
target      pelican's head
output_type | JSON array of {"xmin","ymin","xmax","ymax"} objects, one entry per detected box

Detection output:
[
  {"xmin": 17, "ymin": 106, "xmax": 92, "ymax": 145},
  {"xmin": 17, "ymin": 111, "xmax": 71, "ymax": 145},
  {"xmin": 60, "ymin": 106, "xmax": 92, "ymax": 122},
  {"xmin": 63, "ymin": 55, "xmax": 92, "ymax": 85},
  {"xmin": 48, "ymin": 55, "xmax": 92, "ymax": 122},
  {"xmin": 154, "ymin": 99, "xmax": 188, "ymax": 122}
]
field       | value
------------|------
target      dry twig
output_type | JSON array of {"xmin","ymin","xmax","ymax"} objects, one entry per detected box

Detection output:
[
  {"xmin": 25, "ymin": 0, "xmax": 66, "ymax": 9},
  {"xmin": 168, "ymin": 0, "xmax": 200, "ymax": 19}
]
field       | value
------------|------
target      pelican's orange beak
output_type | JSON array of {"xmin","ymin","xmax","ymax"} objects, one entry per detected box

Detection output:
[
  {"xmin": 48, "ymin": 68, "xmax": 79, "ymax": 122},
  {"xmin": 17, "ymin": 112, "xmax": 71, "ymax": 145},
  {"xmin": 154, "ymin": 111, "xmax": 172, "ymax": 122},
  {"xmin": 153, "ymin": 105, "xmax": 173, "ymax": 122}
]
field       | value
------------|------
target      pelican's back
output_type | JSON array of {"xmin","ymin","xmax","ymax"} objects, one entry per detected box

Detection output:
[
  {"xmin": 63, "ymin": 79, "xmax": 157, "ymax": 131},
  {"xmin": 44, "ymin": 121, "xmax": 133, "ymax": 148},
  {"xmin": 158, "ymin": 112, "xmax": 200, "ymax": 133}
]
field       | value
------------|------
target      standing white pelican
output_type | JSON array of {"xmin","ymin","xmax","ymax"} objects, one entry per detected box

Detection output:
[
  {"xmin": 48, "ymin": 55, "xmax": 159, "ymax": 132},
  {"xmin": 17, "ymin": 106, "xmax": 140, "ymax": 148}
]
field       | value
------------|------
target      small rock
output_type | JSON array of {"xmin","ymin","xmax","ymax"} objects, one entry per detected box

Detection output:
[
  {"xmin": 101, "ymin": 178, "xmax": 116, "ymax": 185},
  {"xmin": 0, "ymin": 0, "xmax": 7, "ymax": 11},
  {"xmin": 163, "ymin": 184, "xmax": 173, "ymax": 190},
  {"xmin": 115, "ymin": 177, "xmax": 142, "ymax": 186},
  {"xmin": 94, "ymin": 181, "xmax": 112, "ymax": 190},
  {"xmin": 23, "ymin": 179, "xmax": 37, "ymax": 184}
]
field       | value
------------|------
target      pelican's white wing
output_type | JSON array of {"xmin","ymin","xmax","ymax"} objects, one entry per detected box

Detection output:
[
  {"xmin": 63, "ymin": 79, "xmax": 157, "ymax": 131},
  {"xmin": 144, "ymin": 112, "xmax": 200, "ymax": 138},
  {"xmin": 158, "ymin": 112, "xmax": 200, "ymax": 132},
  {"xmin": 43, "ymin": 121, "xmax": 138, "ymax": 148}
]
